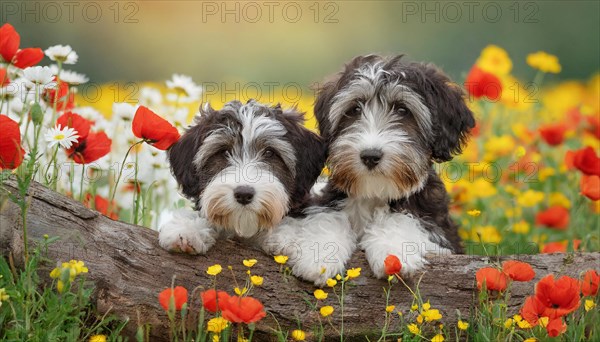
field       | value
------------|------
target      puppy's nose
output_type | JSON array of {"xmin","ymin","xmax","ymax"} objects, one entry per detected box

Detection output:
[
  {"xmin": 360, "ymin": 149, "xmax": 383, "ymax": 170},
  {"xmin": 234, "ymin": 186, "xmax": 255, "ymax": 205}
]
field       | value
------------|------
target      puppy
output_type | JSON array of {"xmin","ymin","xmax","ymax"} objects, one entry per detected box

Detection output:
[
  {"xmin": 158, "ymin": 100, "xmax": 326, "ymax": 254},
  {"xmin": 272, "ymin": 55, "xmax": 475, "ymax": 284}
]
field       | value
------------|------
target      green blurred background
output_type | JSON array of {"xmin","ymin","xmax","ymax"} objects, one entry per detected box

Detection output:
[{"xmin": 5, "ymin": 1, "xmax": 599, "ymax": 91}]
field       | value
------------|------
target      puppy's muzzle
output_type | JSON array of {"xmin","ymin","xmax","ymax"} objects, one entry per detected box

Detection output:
[{"xmin": 233, "ymin": 185, "xmax": 255, "ymax": 205}]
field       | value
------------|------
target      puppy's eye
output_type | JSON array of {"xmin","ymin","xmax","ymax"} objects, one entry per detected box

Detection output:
[
  {"xmin": 263, "ymin": 148, "xmax": 275, "ymax": 158},
  {"xmin": 345, "ymin": 105, "xmax": 361, "ymax": 117},
  {"xmin": 394, "ymin": 102, "xmax": 408, "ymax": 114}
]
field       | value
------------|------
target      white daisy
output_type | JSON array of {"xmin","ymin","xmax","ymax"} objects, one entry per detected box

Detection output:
[
  {"xmin": 59, "ymin": 70, "xmax": 88, "ymax": 85},
  {"xmin": 166, "ymin": 74, "xmax": 202, "ymax": 102},
  {"xmin": 45, "ymin": 124, "xmax": 79, "ymax": 149},
  {"xmin": 139, "ymin": 86, "xmax": 163, "ymax": 107},
  {"xmin": 22, "ymin": 66, "xmax": 55, "ymax": 87},
  {"xmin": 44, "ymin": 45, "xmax": 79, "ymax": 65},
  {"xmin": 112, "ymin": 102, "xmax": 137, "ymax": 121}
]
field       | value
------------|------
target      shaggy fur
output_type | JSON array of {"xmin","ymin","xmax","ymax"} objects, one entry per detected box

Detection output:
[
  {"xmin": 272, "ymin": 55, "xmax": 475, "ymax": 284},
  {"xmin": 159, "ymin": 100, "xmax": 326, "ymax": 254}
]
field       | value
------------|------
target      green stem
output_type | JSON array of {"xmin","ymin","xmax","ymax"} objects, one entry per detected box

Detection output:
[
  {"xmin": 79, "ymin": 163, "xmax": 85, "ymax": 202},
  {"xmin": 109, "ymin": 140, "xmax": 145, "ymax": 210}
]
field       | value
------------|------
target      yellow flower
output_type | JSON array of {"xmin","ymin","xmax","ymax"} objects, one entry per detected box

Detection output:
[
  {"xmin": 504, "ymin": 318, "xmax": 514, "ymax": 328},
  {"xmin": 484, "ymin": 135, "xmax": 516, "ymax": 159},
  {"xmin": 549, "ymin": 192, "xmax": 571, "ymax": 209},
  {"xmin": 243, "ymin": 259, "xmax": 257, "ymax": 267},
  {"xmin": 50, "ymin": 267, "xmax": 61, "ymax": 279},
  {"xmin": 212, "ymin": 336, "xmax": 220, "ymax": 342},
  {"xmin": 517, "ymin": 319, "xmax": 532, "ymax": 329},
  {"xmin": 523, "ymin": 338, "xmax": 537, "ymax": 342},
  {"xmin": 517, "ymin": 190, "xmax": 544, "ymax": 207},
  {"xmin": 416, "ymin": 314, "xmax": 424, "ymax": 324},
  {"xmin": 411, "ymin": 303, "xmax": 418, "ymax": 311},
  {"xmin": 320, "ymin": 305, "xmax": 334, "ymax": 317},
  {"xmin": 470, "ymin": 226, "xmax": 502, "ymax": 244},
  {"xmin": 237, "ymin": 337, "xmax": 249, "ymax": 342},
  {"xmin": 512, "ymin": 220, "xmax": 530, "ymax": 234},
  {"xmin": 585, "ymin": 299, "xmax": 596, "ymax": 312},
  {"xmin": 457, "ymin": 320, "xmax": 469, "ymax": 330},
  {"xmin": 206, "ymin": 317, "xmax": 229, "ymax": 333},
  {"xmin": 320, "ymin": 267, "xmax": 327, "ymax": 274},
  {"xmin": 422, "ymin": 301, "xmax": 431, "ymax": 311},
  {"xmin": 513, "ymin": 314, "xmax": 523, "ymax": 322},
  {"xmin": 407, "ymin": 323, "xmax": 420, "ymax": 334},
  {"xmin": 274, "ymin": 255, "xmax": 288, "ymax": 265},
  {"xmin": 313, "ymin": 289, "xmax": 328, "ymax": 300},
  {"xmin": 538, "ymin": 316, "xmax": 549, "ymax": 327},
  {"xmin": 234, "ymin": 287, "xmax": 247, "ymax": 296},
  {"xmin": 250, "ymin": 275, "xmax": 263, "ymax": 286},
  {"xmin": 207, "ymin": 264, "xmax": 222, "ymax": 276},
  {"xmin": 467, "ymin": 209, "xmax": 481, "ymax": 217},
  {"xmin": 291, "ymin": 329, "xmax": 306, "ymax": 341},
  {"xmin": 326, "ymin": 278, "xmax": 337, "ymax": 287},
  {"xmin": 527, "ymin": 51, "xmax": 561, "ymax": 73},
  {"xmin": 515, "ymin": 146, "xmax": 526, "ymax": 158},
  {"xmin": 89, "ymin": 335, "xmax": 107, "ymax": 342},
  {"xmin": 321, "ymin": 166, "xmax": 331, "ymax": 177},
  {"xmin": 386, "ymin": 305, "xmax": 396, "ymax": 313},
  {"xmin": 431, "ymin": 334, "xmax": 445, "ymax": 342},
  {"xmin": 335, "ymin": 274, "xmax": 342, "ymax": 280},
  {"xmin": 538, "ymin": 167, "xmax": 555, "ymax": 181},
  {"xmin": 346, "ymin": 268, "xmax": 361, "ymax": 279},
  {"xmin": 476, "ymin": 45, "xmax": 513, "ymax": 76},
  {"xmin": 422, "ymin": 309, "xmax": 442, "ymax": 322},
  {"xmin": 57, "ymin": 280, "xmax": 65, "ymax": 293},
  {"xmin": 0, "ymin": 288, "xmax": 9, "ymax": 302}
]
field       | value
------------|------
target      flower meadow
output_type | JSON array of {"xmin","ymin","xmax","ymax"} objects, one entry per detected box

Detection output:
[{"xmin": 0, "ymin": 23, "xmax": 599, "ymax": 341}]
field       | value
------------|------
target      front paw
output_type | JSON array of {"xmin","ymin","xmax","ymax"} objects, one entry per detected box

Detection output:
[
  {"xmin": 158, "ymin": 210, "xmax": 216, "ymax": 255},
  {"xmin": 291, "ymin": 247, "xmax": 351, "ymax": 287}
]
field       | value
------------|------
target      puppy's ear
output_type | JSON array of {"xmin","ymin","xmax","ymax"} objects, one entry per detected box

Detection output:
[
  {"xmin": 410, "ymin": 62, "xmax": 476, "ymax": 162},
  {"xmin": 314, "ymin": 55, "xmax": 383, "ymax": 142},
  {"xmin": 167, "ymin": 108, "xmax": 214, "ymax": 199},
  {"xmin": 281, "ymin": 109, "xmax": 327, "ymax": 206}
]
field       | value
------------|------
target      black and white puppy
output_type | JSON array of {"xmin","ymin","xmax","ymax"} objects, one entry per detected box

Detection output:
[
  {"xmin": 271, "ymin": 55, "xmax": 475, "ymax": 284},
  {"xmin": 158, "ymin": 100, "xmax": 326, "ymax": 254}
]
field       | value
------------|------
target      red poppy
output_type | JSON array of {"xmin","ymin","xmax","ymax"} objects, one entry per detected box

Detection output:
[
  {"xmin": 535, "ymin": 206, "xmax": 569, "ymax": 230},
  {"xmin": 586, "ymin": 115, "xmax": 600, "ymax": 139},
  {"xmin": 0, "ymin": 23, "xmax": 44, "ymax": 68},
  {"xmin": 542, "ymin": 240, "xmax": 581, "ymax": 254},
  {"xmin": 564, "ymin": 151, "xmax": 575, "ymax": 170},
  {"xmin": 158, "ymin": 286, "xmax": 188, "ymax": 311},
  {"xmin": 221, "ymin": 295, "xmax": 266, "ymax": 324},
  {"xmin": 475, "ymin": 267, "xmax": 508, "ymax": 292},
  {"xmin": 502, "ymin": 260, "xmax": 535, "ymax": 282},
  {"xmin": 464, "ymin": 66, "xmax": 502, "ymax": 101},
  {"xmin": 44, "ymin": 77, "xmax": 75, "ymax": 112},
  {"xmin": 581, "ymin": 175, "xmax": 600, "ymax": 201},
  {"xmin": 200, "ymin": 289, "xmax": 230, "ymax": 313},
  {"xmin": 384, "ymin": 254, "xmax": 402, "ymax": 275},
  {"xmin": 132, "ymin": 106, "xmax": 180, "ymax": 150},
  {"xmin": 0, "ymin": 115, "xmax": 25, "ymax": 170},
  {"xmin": 538, "ymin": 123, "xmax": 567, "ymax": 146},
  {"xmin": 520, "ymin": 295, "xmax": 546, "ymax": 325},
  {"xmin": 56, "ymin": 112, "xmax": 91, "ymax": 144},
  {"xmin": 67, "ymin": 132, "xmax": 111, "ymax": 164},
  {"xmin": 0, "ymin": 68, "xmax": 9, "ymax": 87},
  {"xmin": 83, "ymin": 194, "xmax": 118, "ymax": 220},
  {"xmin": 535, "ymin": 274, "xmax": 580, "ymax": 318},
  {"xmin": 572, "ymin": 146, "xmax": 600, "ymax": 176},
  {"xmin": 546, "ymin": 317, "xmax": 567, "ymax": 337},
  {"xmin": 581, "ymin": 269, "xmax": 599, "ymax": 296}
]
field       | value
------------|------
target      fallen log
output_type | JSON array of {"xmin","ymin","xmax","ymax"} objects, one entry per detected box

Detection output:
[{"xmin": 1, "ymin": 179, "xmax": 598, "ymax": 341}]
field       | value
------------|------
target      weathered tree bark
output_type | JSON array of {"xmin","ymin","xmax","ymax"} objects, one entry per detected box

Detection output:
[{"xmin": 1, "ymin": 179, "xmax": 598, "ymax": 341}]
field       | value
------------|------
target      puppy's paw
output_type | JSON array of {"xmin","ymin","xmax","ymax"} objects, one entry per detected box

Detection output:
[
  {"xmin": 158, "ymin": 209, "xmax": 216, "ymax": 255},
  {"xmin": 263, "ymin": 211, "xmax": 356, "ymax": 286},
  {"xmin": 362, "ymin": 212, "xmax": 453, "ymax": 279}
]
